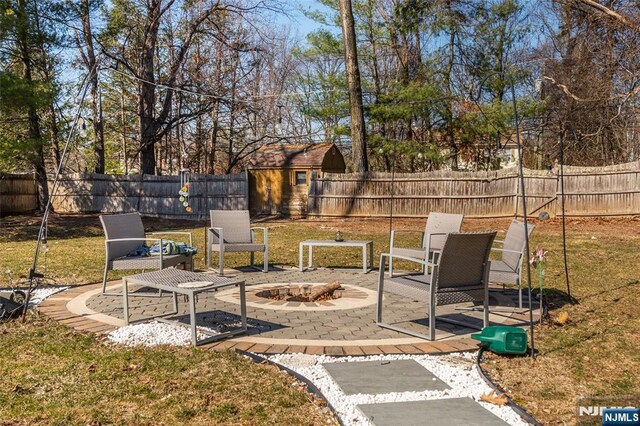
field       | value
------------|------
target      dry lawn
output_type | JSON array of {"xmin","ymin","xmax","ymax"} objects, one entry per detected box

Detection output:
[
  {"xmin": 0, "ymin": 314, "xmax": 335, "ymax": 425},
  {"xmin": 1, "ymin": 213, "xmax": 639, "ymax": 425}
]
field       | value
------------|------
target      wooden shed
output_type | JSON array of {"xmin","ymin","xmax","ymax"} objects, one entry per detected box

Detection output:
[{"xmin": 247, "ymin": 143, "xmax": 346, "ymax": 216}]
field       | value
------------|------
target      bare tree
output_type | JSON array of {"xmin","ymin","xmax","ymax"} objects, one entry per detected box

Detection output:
[
  {"xmin": 70, "ymin": 0, "xmax": 105, "ymax": 173},
  {"xmin": 339, "ymin": 0, "xmax": 368, "ymax": 172}
]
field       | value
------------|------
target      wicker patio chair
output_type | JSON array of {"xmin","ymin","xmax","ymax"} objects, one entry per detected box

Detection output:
[
  {"xmin": 377, "ymin": 231, "xmax": 496, "ymax": 340},
  {"xmin": 388, "ymin": 212, "xmax": 464, "ymax": 277},
  {"xmin": 100, "ymin": 213, "xmax": 194, "ymax": 296},
  {"xmin": 207, "ymin": 210, "xmax": 268, "ymax": 276},
  {"xmin": 489, "ymin": 220, "xmax": 535, "ymax": 308}
]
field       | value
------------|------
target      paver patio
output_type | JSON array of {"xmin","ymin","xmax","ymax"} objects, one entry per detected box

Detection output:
[{"xmin": 39, "ymin": 267, "xmax": 538, "ymax": 355}]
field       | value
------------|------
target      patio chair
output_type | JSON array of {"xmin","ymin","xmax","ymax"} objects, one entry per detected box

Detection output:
[
  {"xmin": 489, "ymin": 220, "xmax": 535, "ymax": 309},
  {"xmin": 377, "ymin": 231, "xmax": 496, "ymax": 340},
  {"xmin": 207, "ymin": 210, "xmax": 268, "ymax": 275},
  {"xmin": 388, "ymin": 212, "xmax": 463, "ymax": 277},
  {"xmin": 100, "ymin": 212, "xmax": 194, "ymax": 296}
]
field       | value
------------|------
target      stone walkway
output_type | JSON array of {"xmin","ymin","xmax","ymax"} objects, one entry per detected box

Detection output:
[
  {"xmin": 323, "ymin": 359, "xmax": 509, "ymax": 425},
  {"xmin": 39, "ymin": 267, "xmax": 537, "ymax": 355}
]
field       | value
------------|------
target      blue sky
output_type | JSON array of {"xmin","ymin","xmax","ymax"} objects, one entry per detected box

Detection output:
[{"xmin": 281, "ymin": 0, "xmax": 337, "ymax": 41}]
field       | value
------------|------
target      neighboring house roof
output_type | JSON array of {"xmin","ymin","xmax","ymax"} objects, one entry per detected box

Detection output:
[{"xmin": 247, "ymin": 143, "xmax": 342, "ymax": 169}]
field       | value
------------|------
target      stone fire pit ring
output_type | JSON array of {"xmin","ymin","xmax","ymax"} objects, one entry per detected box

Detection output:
[{"xmin": 215, "ymin": 283, "xmax": 378, "ymax": 311}]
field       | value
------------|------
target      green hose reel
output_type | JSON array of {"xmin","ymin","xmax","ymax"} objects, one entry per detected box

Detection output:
[{"xmin": 471, "ymin": 326, "xmax": 528, "ymax": 355}]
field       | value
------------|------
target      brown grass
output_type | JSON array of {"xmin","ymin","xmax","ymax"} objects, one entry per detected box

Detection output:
[
  {"xmin": 0, "ymin": 313, "xmax": 336, "ymax": 425},
  {"xmin": 1, "ymin": 213, "xmax": 639, "ymax": 424}
]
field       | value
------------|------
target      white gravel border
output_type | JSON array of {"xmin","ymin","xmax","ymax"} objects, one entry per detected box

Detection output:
[
  {"xmin": 29, "ymin": 286, "xmax": 69, "ymax": 306},
  {"xmin": 106, "ymin": 318, "xmax": 253, "ymax": 347},
  {"xmin": 267, "ymin": 353, "xmax": 531, "ymax": 426},
  {"xmin": 106, "ymin": 321, "xmax": 209, "ymax": 347}
]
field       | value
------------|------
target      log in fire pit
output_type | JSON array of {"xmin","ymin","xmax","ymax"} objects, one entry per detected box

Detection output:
[{"xmin": 256, "ymin": 280, "xmax": 342, "ymax": 302}]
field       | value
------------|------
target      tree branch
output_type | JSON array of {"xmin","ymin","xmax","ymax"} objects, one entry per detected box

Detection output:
[{"xmin": 565, "ymin": 0, "xmax": 640, "ymax": 31}]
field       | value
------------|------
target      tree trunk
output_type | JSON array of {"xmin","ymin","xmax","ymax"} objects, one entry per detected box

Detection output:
[
  {"xmin": 226, "ymin": 52, "xmax": 239, "ymax": 174},
  {"xmin": 444, "ymin": 0, "xmax": 458, "ymax": 170},
  {"xmin": 339, "ymin": 0, "xmax": 368, "ymax": 172},
  {"xmin": 49, "ymin": 101, "xmax": 61, "ymax": 167},
  {"xmin": 17, "ymin": 0, "xmax": 48, "ymax": 211},
  {"xmin": 138, "ymin": 0, "xmax": 162, "ymax": 175},
  {"xmin": 120, "ymin": 75, "xmax": 129, "ymax": 173},
  {"xmin": 79, "ymin": 0, "xmax": 104, "ymax": 173}
]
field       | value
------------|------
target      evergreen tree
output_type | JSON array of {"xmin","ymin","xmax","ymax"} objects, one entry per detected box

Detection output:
[{"xmin": 0, "ymin": 0, "xmax": 62, "ymax": 210}]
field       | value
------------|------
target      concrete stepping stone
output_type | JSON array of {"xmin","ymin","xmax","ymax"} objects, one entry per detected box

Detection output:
[
  {"xmin": 321, "ymin": 360, "xmax": 450, "ymax": 395},
  {"xmin": 358, "ymin": 398, "xmax": 509, "ymax": 426}
]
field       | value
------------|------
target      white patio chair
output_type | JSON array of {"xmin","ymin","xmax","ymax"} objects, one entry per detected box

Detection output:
[
  {"xmin": 100, "ymin": 212, "xmax": 194, "ymax": 296},
  {"xmin": 377, "ymin": 231, "xmax": 496, "ymax": 340},
  {"xmin": 388, "ymin": 212, "xmax": 463, "ymax": 276},
  {"xmin": 489, "ymin": 220, "xmax": 535, "ymax": 308},
  {"xmin": 207, "ymin": 210, "xmax": 268, "ymax": 276}
]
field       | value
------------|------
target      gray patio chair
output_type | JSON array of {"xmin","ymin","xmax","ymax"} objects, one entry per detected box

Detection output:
[
  {"xmin": 207, "ymin": 210, "xmax": 268, "ymax": 275},
  {"xmin": 377, "ymin": 231, "xmax": 496, "ymax": 340},
  {"xmin": 388, "ymin": 212, "xmax": 464, "ymax": 277},
  {"xmin": 100, "ymin": 213, "xmax": 194, "ymax": 296},
  {"xmin": 489, "ymin": 220, "xmax": 535, "ymax": 309}
]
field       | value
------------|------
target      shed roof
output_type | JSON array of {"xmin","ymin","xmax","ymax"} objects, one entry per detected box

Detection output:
[{"xmin": 247, "ymin": 143, "xmax": 339, "ymax": 169}]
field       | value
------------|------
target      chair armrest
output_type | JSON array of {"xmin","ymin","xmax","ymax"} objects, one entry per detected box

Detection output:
[
  {"xmin": 390, "ymin": 229, "xmax": 425, "ymax": 249},
  {"xmin": 491, "ymin": 247, "xmax": 522, "ymax": 254},
  {"xmin": 380, "ymin": 252, "xmax": 435, "ymax": 268},
  {"xmin": 149, "ymin": 231, "xmax": 193, "ymax": 246},
  {"xmin": 250, "ymin": 227, "xmax": 268, "ymax": 245},
  {"xmin": 208, "ymin": 227, "xmax": 224, "ymax": 245},
  {"xmin": 424, "ymin": 232, "xmax": 448, "ymax": 251},
  {"xmin": 391, "ymin": 229, "xmax": 424, "ymax": 234},
  {"xmin": 105, "ymin": 237, "xmax": 164, "ymax": 262},
  {"xmin": 105, "ymin": 237, "xmax": 161, "ymax": 243}
]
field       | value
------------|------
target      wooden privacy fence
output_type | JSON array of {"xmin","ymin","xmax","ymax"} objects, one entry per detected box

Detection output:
[
  {"xmin": 0, "ymin": 173, "xmax": 38, "ymax": 215},
  {"xmin": 50, "ymin": 172, "xmax": 248, "ymax": 220},
  {"xmin": 307, "ymin": 161, "xmax": 640, "ymax": 218}
]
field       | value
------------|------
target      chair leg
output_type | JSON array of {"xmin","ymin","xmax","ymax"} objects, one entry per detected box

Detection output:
[
  {"xmin": 429, "ymin": 287, "xmax": 436, "ymax": 341},
  {"xmin": 101, "ymin": 264, "xmax": 109, "ymax": 294},
  {"xmin": 518, "ymin": 280, "xmax": 523, "ymax": 309},
  {"xmin": 484, "ymin": 291, "xmax": 490, "ymax": 328},
  {"xmin": 429, "ymin": 299, "xmax": 436, "ymax": 341},
  {"xmin": 218, "ymin": 250, "xmax": 224, "ymax": 276},
  {"xmin": 376, "ymin": 255, "xmax": 386, "ymax": 323},
  {"xmin": 389, "ymin": 254, "xmax": 394, "ymax": 277},
  {"xmin": 484, "ymin": 263, "xmax": 490, "ymax": 328},
  {"xmin": 263, "ymin": 247, "xmax": 268, "ymax": 273}
]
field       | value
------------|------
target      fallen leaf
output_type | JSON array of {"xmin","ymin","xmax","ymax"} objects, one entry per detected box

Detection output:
[
  {"xmin": 554, "ymin": 311, "xmax": 570, "ymax": 325},
  {"xmin": 480, "ymin": 390, "xmax": 508, "ymax": 406}
]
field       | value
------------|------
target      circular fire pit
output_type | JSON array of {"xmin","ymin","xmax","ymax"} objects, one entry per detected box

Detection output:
[
  {"xmin": 215, "ymin": 282, "xmax": 378, "ymax": 311},
  {"xmin": 255, "ymin": 281, "xmax": 343, "ymax": 302}
]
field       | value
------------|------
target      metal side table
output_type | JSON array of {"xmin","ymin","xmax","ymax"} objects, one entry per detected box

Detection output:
[
  {"xmin": 122, "ymin": 269, "xmax": 246, "ymax": 346},
  {"xmin": 298, "ymin": 240, "xmax": 374, "ymax": 273}
]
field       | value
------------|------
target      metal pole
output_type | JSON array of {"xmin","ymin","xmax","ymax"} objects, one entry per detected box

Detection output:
[
  {"xmin": 388, "ymin": 139, "xmax": 397, "ymax": 236},
  {"xmin": 559, "ymin": 131, "xmax": 574, "ymax": 303},
  {"xmin": 510, "ymin": 83, "xmax": 536, "ymax": 358},
  {"xmin": 22, "ymin": 63, "xmax": 97, "ymax": 319}
]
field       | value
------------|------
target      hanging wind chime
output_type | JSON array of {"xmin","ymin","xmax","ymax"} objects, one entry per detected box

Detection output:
[{"xmin": 179, "ymin": 168, "xmax": 192, "ymax": 213}]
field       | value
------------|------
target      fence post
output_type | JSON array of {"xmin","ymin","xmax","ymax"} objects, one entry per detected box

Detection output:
[{"xmin": 307, "ymin": 171, "xmax": 316, "ymax": 215}]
